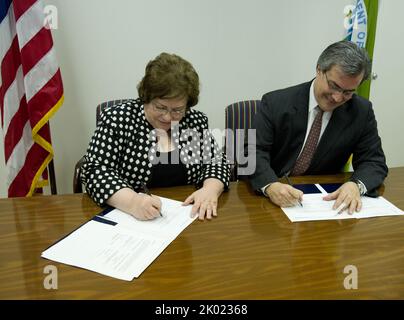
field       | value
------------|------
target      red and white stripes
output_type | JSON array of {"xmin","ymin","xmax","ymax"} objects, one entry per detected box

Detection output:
[{"xmin": 0, "ymin": 0, "xmax": 63, "ymax": 197}]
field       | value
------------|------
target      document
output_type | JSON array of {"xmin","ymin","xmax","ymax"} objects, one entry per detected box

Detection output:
[
  {"xmin": 102, "ymin": 197, "xmax": 195, "ymax": 242},
  {"xmin": 282, "ymin": 184, "xmax": 404, "ymax": 222},
  {"xmin": 41, "ymin": 196, "xmax": 196, "ymax": 281}
]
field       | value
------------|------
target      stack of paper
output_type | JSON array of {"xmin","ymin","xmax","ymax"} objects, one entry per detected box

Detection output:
[
  {"xmin": 282, "ymin": 184, "xmax": 404, "ymax": 222},
  {"xmin": 42, "ymin": 197, "xmax": 196, "ymax": 281}
]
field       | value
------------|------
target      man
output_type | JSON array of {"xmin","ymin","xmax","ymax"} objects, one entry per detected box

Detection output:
[{"xmin": 249, "ymin": 40, "xmax": 388, "ymax": 214}]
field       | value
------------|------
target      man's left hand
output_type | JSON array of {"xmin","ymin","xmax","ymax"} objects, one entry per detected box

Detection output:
[{"xmin": 323, "ymin": 181, "xmax": 362, "ymax": 214}]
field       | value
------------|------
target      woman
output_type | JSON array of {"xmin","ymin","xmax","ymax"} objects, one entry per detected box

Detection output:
[{"xmin": 81, "ymin": 53, "xmax": 230, "ymax": 221}]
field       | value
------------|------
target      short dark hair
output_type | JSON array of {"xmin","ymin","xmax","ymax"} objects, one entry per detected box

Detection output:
[
  {"xmin": 137, "ymin": 53, "xmax": 200, "ymax": 108},
  {"xmin": 317, "ymin": 40, "xmax": 372, "ymax": 82}
]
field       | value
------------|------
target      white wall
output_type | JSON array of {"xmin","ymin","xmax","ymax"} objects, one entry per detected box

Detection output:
[{"xmin": 0, "ymin": 0, "xmax": 403, "ymax": 198}]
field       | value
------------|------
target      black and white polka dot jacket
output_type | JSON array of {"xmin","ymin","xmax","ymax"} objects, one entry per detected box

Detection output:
[{"xmin": 81, "ymin": 99, "xmax": 230, "ymax": 206}]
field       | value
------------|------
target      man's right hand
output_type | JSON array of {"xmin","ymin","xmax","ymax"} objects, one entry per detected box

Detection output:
[{"xmin": 265, "ymin": 182, "xmax": 303, "ymax": 207}]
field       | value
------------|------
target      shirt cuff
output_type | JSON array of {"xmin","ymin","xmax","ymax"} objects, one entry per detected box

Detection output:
[
  {"xmin": 357, "ymin": 179, "xmax": 368, "ymax": 196},
  {"xmin": 261, "ymin": 183, "xmax": 273, "ymax": 197}
]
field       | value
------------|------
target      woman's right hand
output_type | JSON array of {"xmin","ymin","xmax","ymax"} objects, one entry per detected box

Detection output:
[
  {"xmin": 129, "ymin": 193, "xmax": 162, "ymax": 220},
  {"xmin": 106, "ymin": 188, "xmax": 162, "ymax": 220}
]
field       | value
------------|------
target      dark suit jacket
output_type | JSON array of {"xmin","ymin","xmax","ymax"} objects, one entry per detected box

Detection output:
[{"xmin": 249, "ymin": 81, "xmax": 388, "ymax": 196}]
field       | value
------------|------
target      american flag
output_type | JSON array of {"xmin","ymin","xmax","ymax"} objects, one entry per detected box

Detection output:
[{"xmin": 0, "ymin": 0, "xmax": 63, "ymax": 197}]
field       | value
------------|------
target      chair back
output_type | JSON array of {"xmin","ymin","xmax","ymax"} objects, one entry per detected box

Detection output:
[
  {"xmin": 73, "ymin": 99, "xmax": 132, "ymax": 193},
  {"xmin": 96, "ymin": 99, "xmax": 131, "ymax": 125},
  {"xmin": 224, "ymin": 100, "xmax": 260, "ymax": 181}
]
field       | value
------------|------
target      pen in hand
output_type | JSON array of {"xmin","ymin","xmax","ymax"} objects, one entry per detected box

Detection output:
[
  {"xmin": 141, "ymin": 182, "xmax": 163, "ymax": 217},
  {"xmin": 284, "ymin": 174, "xmax": 303, "ymax": 207}
]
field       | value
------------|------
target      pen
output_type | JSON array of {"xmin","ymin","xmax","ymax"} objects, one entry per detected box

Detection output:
[
  {"xmin": 284, "ymin": 174, "xmax": 303, "ymax": 207},
  {"xmin": 141, "ymin": 182, "xmax": 163, "ymax": 217}
]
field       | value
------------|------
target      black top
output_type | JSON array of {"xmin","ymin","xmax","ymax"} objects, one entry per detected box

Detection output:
[{"xmin": 148, "ymin": 149, "xmax": 188, "ymax": 188}]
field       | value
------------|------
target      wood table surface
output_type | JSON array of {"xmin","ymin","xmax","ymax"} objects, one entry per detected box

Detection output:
[{"xmin": 1, "ymin": 168, "xmax": 403, "ymax": 299}]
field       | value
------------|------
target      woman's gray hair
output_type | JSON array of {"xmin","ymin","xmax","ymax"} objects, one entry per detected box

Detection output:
[{"xmin": 317, "ymin": 40, "xmax": 371, "ymax": 82}]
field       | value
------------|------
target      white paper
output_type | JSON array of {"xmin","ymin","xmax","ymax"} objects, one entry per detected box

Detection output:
[
  {"xmin": 41, "ymin": 196, "xmax": 196, "ymax": 281},
  {"xmin": 282, "ymin": 193, "xmax": 404, "ymax": 223},
  {"xmin": 103, "ymin": 196, "xmax": 195, "ymax": 241}
]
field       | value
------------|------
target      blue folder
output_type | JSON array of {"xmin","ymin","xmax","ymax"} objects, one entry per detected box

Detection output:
[
  {"xmin": 320, "ymin": 183, "xmax": 342, "ymax": 193},
  {"xmin": 292, "ymin": 183, "xmax": 343, "ymax": 194},
  {"xmin": 293, "ymin": 184, "xmax": 322, "ymax": 194}
]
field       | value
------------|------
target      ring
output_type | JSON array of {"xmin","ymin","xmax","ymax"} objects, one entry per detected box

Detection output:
[{"xmin": 337, "ymin": 203, "xmax": 347, "ymax": 214}]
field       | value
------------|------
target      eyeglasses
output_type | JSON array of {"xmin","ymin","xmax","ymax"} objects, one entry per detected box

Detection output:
[
  {"xmin": 324, "ymin": 72, "xmax": 356, "ymax": 98},
  {"xmin": 151, "ymin": 101, "xmax": 187, "ymax": 118}
]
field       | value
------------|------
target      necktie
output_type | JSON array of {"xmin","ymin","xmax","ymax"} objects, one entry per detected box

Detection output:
[{"xmin": 291, "ymin": 107, "xmax": 324, "ymax": 176}]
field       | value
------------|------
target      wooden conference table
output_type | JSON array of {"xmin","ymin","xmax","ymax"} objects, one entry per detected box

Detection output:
[{"xmin": 1, "ymin": 168, "xmax": 404, "ymax": 300}]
